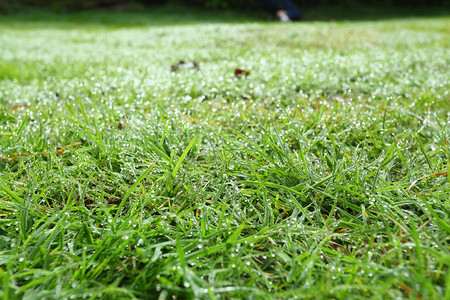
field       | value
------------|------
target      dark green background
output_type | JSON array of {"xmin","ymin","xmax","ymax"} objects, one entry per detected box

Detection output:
[{"xmin": 2, "ymin": 0, "xmax": 448, "ymax": 10}]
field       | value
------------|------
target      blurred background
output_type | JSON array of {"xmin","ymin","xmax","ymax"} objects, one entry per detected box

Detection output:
[{"xmin": 1, "ymin": 0, "xmax": 448, "ymax": 12}]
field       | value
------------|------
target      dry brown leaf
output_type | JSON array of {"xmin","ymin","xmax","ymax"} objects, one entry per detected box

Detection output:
[
  {"xmin": 234, "ymin": 68, "xmax": 250, "ymax": 77},
  {"xmin": 408, "ymin": 171, "xmax": 448, "ymax": 192},
  {"xmin": 328, "ymin": 241, "xmax": 350, "ymax": 255},
  {"xmin": 397, "ymin": 280, "xmax": 422, "ymax": 299}
]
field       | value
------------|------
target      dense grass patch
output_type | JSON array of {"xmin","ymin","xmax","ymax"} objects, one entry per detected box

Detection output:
[{"xmin": 0, "ymin": 10, "xmax": 449, "ymax": 299}]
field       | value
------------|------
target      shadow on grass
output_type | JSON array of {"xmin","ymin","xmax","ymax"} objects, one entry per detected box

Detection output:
[
  {"xmin": 0, "ymin": 4, "xmax": 449, "ymax": 28},
  {"xmin": 0, "ymin": 5, "xmax": 263, "ymax": 28}
]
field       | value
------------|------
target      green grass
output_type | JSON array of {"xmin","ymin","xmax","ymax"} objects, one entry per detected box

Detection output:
[{"xmin": 0, "ymin": 8, "xmax": 449, "ymax": 300}]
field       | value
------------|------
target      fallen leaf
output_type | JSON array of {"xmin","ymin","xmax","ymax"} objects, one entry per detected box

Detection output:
[
  {"xmin": 234, "ymin": 68, "xmax": 250, "ymax": 77},
  {"xmin": 12, "ymin": 103, "xmax": 29, "ymax": 111}
]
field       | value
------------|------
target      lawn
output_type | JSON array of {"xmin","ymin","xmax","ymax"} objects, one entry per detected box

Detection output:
[{"xmin": 0, "ymin": 7, "xmax": 449, "ymax": 300}]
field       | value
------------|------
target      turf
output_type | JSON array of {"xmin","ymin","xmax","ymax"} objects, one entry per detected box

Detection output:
[{"xmin": 0, "ymin": 8, "xmax": 449, "ymax": 300}]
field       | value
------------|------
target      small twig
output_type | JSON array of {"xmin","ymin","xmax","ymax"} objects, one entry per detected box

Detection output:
[
  {"xmin": 54, "ymin": 142, "xmax": 83, "ymax": 154},
  {"xmin": 417, "ymin": 219, "xmax": 431, "ymax": 231},
  {"xmin": 408, "ymin": 171, "xmax": 448, "ymax": 193}
]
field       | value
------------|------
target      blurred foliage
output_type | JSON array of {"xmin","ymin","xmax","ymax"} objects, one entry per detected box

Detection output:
[
  {"xmin": 297, "ymin": 0, "xmax": 447, "ymax": 5},
  {"xmin": 185, "ymin": 0, "xmax": 257, "ymax": 9},
  {"xmin": 1, "ymin": 0, "xmax": 448, "ymax": 11},
  {"xmin": 187, "ymin": 0, "xmax": 448, "ymax": 9},
  {"xmin": 2, "ymin": 0, "xmax": 167, "ymax": 10}
]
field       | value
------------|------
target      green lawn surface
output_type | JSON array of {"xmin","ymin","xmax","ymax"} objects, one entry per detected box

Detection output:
[{"xmin": 0, "ymin": 7, "xmax": 449, "ymax": 300}]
